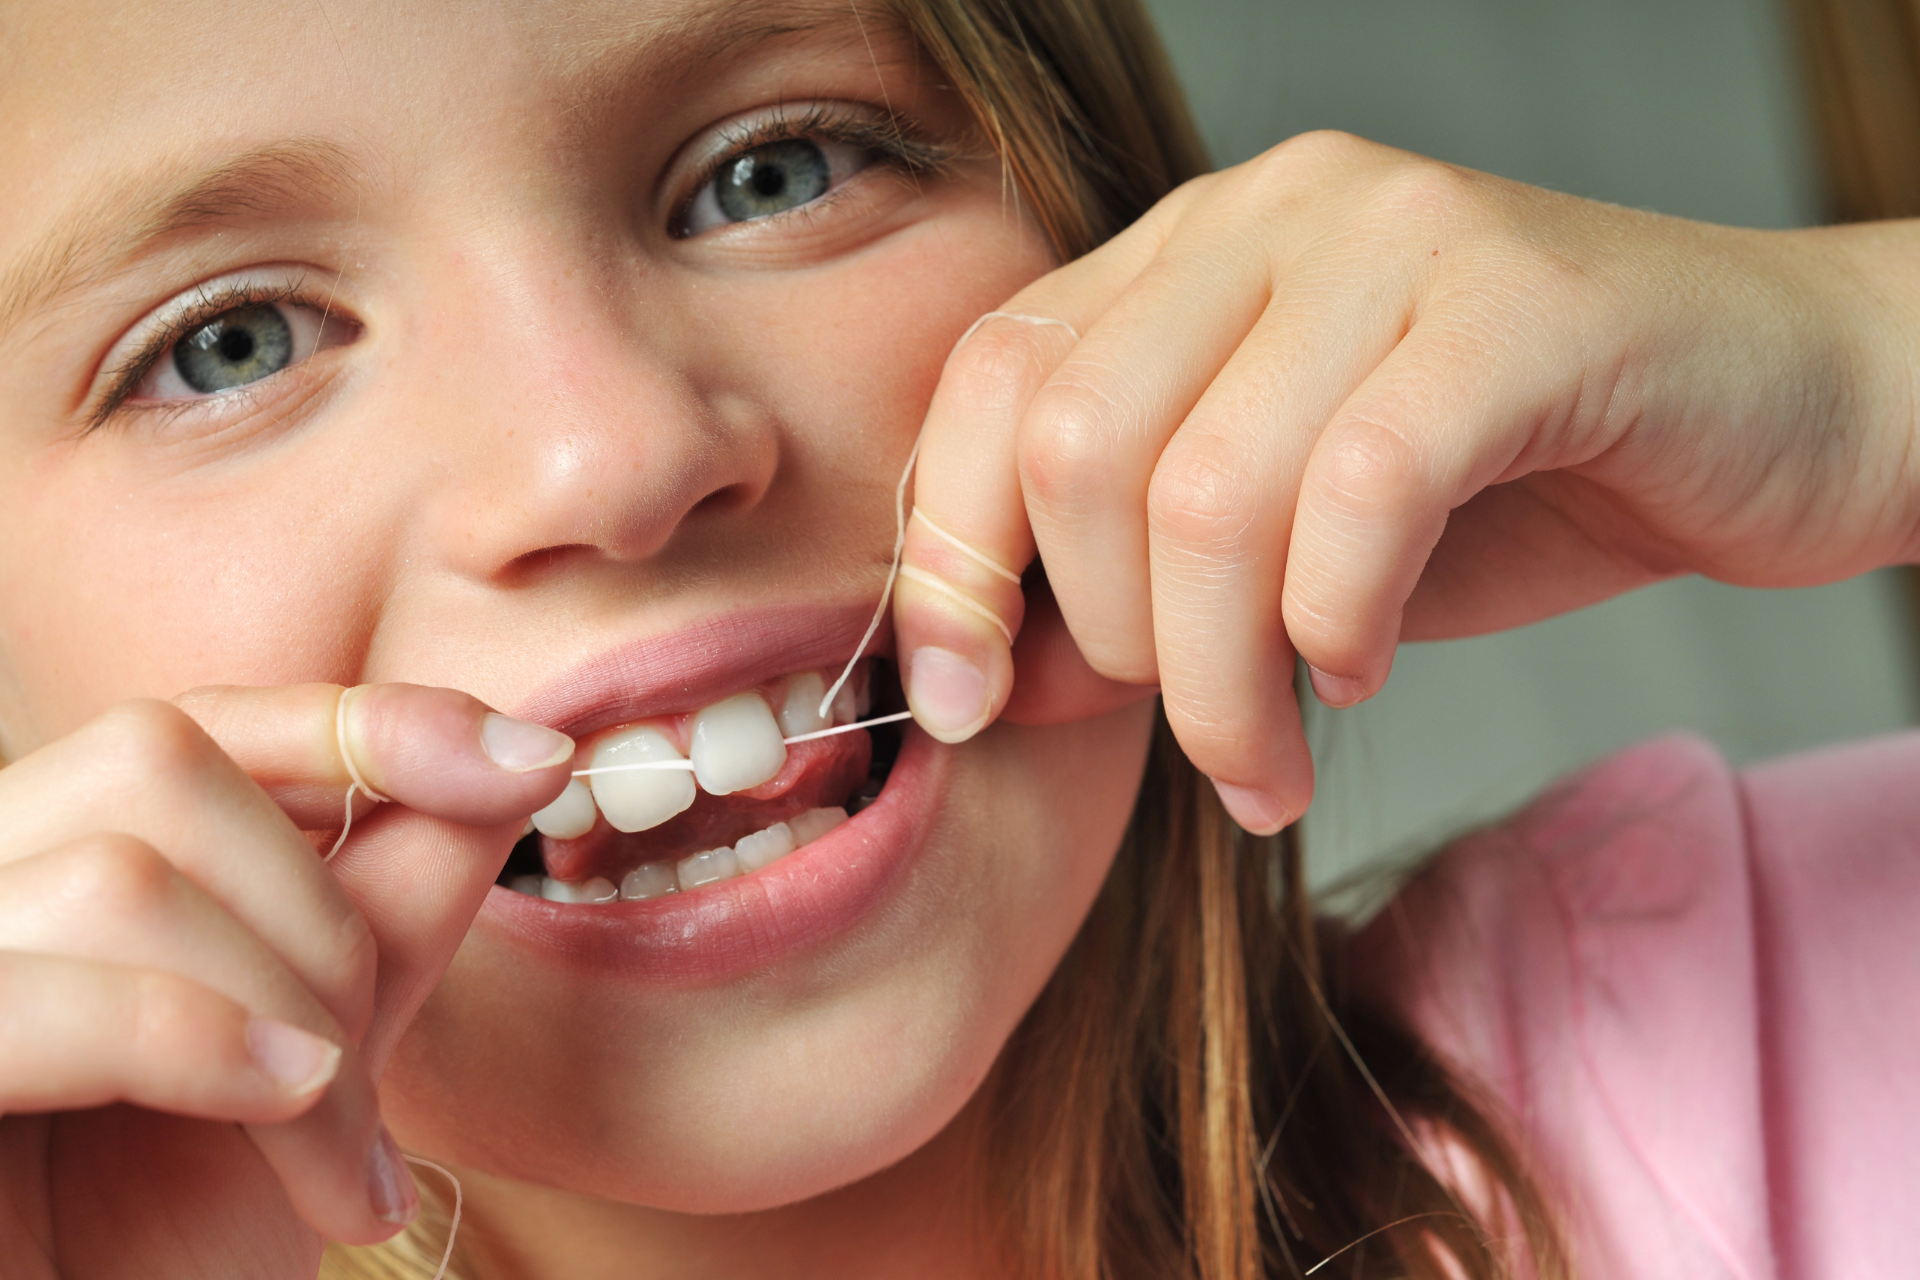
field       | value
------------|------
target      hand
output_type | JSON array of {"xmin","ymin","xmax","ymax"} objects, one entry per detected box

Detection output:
[
  {"xmin": 891, "ymin": 129, "xmax": 1920, "ymax": 833},
  {"xmin": 0, "ymin": 683, "xmax": 572, "ymax": 1277}
]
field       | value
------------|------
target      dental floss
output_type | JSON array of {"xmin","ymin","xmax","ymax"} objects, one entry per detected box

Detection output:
[
  {"xmin": 816, "ymin": 311, "xmax": 1079, "ymax": 721},
  {"xmin": 326, "ymin": 687, "xmax": 392, "ymax": 864},
  {"xmin": 895, "ymin": 565, "xmax": 1015, "ymax": 645},
  {"xmin": 910, "ymin": 508, "xmax": 1023, "ymax": 584},
  {"xmin": 403, "ymin": 1154, "xmax": 462, "ymax": 1280},
  {"xmin": 780, "ymin": 709, "xmax": 913, "ymax": 744},
  {"xmin": 568, "ymin": 710, "xmax": 914, "ymax": 778}
]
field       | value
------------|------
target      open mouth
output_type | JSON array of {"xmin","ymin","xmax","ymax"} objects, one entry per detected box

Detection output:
[{"xmin": 497, "ymin": 658, "xmax": 906, "ymax": 903}]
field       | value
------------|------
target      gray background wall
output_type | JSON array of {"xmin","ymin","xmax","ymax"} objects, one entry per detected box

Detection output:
[{"xmin": 1138, "ymin": 0, "xmax": 1920, "ymax": 894}]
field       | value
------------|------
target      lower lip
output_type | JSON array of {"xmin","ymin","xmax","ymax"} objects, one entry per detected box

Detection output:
[{"xmin": 476, "ymin": 727, "xmax": 946, "ymax": 983}]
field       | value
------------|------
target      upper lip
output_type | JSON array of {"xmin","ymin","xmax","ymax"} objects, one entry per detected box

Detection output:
[{"xmin": 505, "ymin": 600, "xmax": 893, "ymax": 741}]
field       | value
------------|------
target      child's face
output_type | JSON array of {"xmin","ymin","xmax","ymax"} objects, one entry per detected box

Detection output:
[{"xmin": 0, "ymin": 0, "xmax": 1154, "ymax": 1213}]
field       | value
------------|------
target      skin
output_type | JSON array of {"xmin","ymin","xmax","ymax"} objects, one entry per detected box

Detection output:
[
  {"xmin": 0, "ymin": 0, "xmax": 1145, "ymax": 1273},
  {"xmin": 2, "ymin": 0, "xmax": 1919, "ymax": 1277}
]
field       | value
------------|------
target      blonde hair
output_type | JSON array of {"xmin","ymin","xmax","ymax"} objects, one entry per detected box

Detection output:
[{"xmin": 332, "ymin": 3, "xmax": 1568, "ymax": 1276}]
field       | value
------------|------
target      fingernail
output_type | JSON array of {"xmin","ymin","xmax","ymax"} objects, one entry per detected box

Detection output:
[
  {"xmin": 366, "ymin": 1124, "xmax": 420, "ymax": 1226},
  {"xmin": 481, "ymin": 713, "xmax": 575, "ymax": 772},
  {"xmin": 246, "ymin": 1018, "xmax": 341, "ymax": 1096},
  {"xmin": 1307, "ymin": 665, "xmax": 1370, "ymax": 709},
  {"xmin": 1210, "ymin": 779, "xmax": 1293, "ymax": 836},
  {"xmin": 907, "ymin": 647, "xmax": 991, "ymax": 743}
]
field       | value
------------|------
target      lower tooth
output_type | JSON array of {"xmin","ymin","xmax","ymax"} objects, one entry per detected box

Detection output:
[
  {"xmin": 620, "ymin": 863, "xmax": 678, "ymax": 900},
  {"xmin": 734, "ymin": 821, "xmax": 795, "ymax": 871},
  {"xmin": 677, "ymin": 847, "xmax": 739, "ymax": 890},
  {"xmin": 788, "ymin": 806, "xmax": 848, "ymax": 846},
  {"xmin": 542, "ymin": 877, "xmax": 618, "ymax": 904},
  {"xmin": 531, "ymin": 778, "xmax": 598, "ymax": 840},
  {"xmin": 508, "ymin": 875, "xmax": 544, "ymax": 896}
]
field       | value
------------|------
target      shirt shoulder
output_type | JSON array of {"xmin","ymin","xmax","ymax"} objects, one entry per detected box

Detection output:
[{"xmin": 1351, "ymin": 732, "xmax": 1920, "ymax": 1280}]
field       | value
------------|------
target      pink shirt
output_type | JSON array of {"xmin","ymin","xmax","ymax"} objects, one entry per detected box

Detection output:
[{"xmin": 1356, "ymin": 732, "xmax": 1920, "ymax": 1279}]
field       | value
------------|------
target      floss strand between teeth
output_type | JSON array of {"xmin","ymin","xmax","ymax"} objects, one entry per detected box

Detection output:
[{"xmin": 570, "ymin": 710, "xmax": 913, "ymax": 778}]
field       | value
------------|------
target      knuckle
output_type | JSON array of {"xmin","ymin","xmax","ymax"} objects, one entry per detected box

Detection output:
[
  {"xmin": 943, "ymin": 319, "xmax": 1056, "ymax": 411},
  {"xmin": 50, "ymin": 834, "xmax": 176, "ymax": 917},
  {"xmin": 129, "ymin": 967, "xmax": 221, "ymax": 1060},
  {"xmin": 1147, "ymin": 434, "xmax": 1260, "ymax": 556},
  {"xmin": 1265, "ymin": 128, "xmax": 1371, "ymax": 173},
  {"xmin": 89, "ymin": 699, "xmax": 219, "ymax": 787},
  {"xmin": 1316, "ymin": 418, "xmax": 1424, "ymax": 515},
  {"xmin": 1364, "ymin": 156, "xmax": 1478, "ymax": 227},
  {"xmin": 1018, "ymin": 380, "xmax": 1127, "ymax": 514}
]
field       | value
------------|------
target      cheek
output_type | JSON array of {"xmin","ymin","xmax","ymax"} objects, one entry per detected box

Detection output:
[
  {"xmin": 693, "ymin": 217, "xmax": 1057, "ymax": 480},
  {"xmin": 0, "ymin": 454, "xmax": 375, "ymax": 745},
  {"xmin": 381, "ymin": 700, "xmax": 1156, "ymax": 1211}
]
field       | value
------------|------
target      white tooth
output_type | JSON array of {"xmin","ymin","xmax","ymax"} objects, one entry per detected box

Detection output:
[
  {"xmin": 620, "ymin": 863, "xmax": 678, "ymax": 900},
  {"xmin": 789, "ymin": 806, "xmax": 848, "ymax": 846},
  {"xmin": 831, "ymin": 678, "xmax": 860, "ymax": 726},
  {"xmin": 589, "ymin": 726, "xmax": 696, "ymax": 832},
  {"xmin": 854, "ymin": 665, "xmax": 874, "ymax": 718},
  {"xmin": 521, "ymin": 819, "xmax": 536, "ymax": 838},
  {"xmin": 734, "ymin": 821, "xmax": 796, "ymax": 871},
  {"xmin": 542, "ymin": 877, "xmax": 617, "ymax": 904},
  {"xmin": 779, "ymin": 672, "xmax": 830, "ymax": 738},
  {"xmin": 689, "ymin": 693, "xmax": 787, "ymax": 795},
  {"xmin": 508, "ymin": 875, "xmax": 544, "ymax": 896},
  {"xmin": 677, "ymin": 846, "xmax": 740, "ymax": 889},
  {"xmin": 531, "ymin": 778, "xmax": 598, "ymax": 840}
]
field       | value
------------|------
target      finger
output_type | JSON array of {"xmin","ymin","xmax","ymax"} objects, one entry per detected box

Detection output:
[
  {"xmin": 320, "ymin": 805, "xmax": 520, "ymax": 1070},
  {"xmin": 1002, "ymin": 576, "xmax": 1159, "ymax": 726},
  {"xmin": 0, "ymin": 836, "xmax": 415, "ymax": 1242},
  {"xmin": 1140, "ymin": 262, "xmax": 1422, "ymax": 830},
  {"xmin": 1016, "ymin": 202, "xmax": 1273, "ymax": 688},
  {"xmin": 0, "ymin": 950, "xmax": 336, "ymax": 1124},
  {"xmin": 0, "ymin": 950, "xmax": 412, "ymax": 1242},
  {"xmin": 894, "ymin": 202, "xmax": 1180, "ymax": 742},
  {"xmin": 0, "ymin": 702, "xmax": 379, "ymax": 1038},
  {"xmin": 1283, "ymin": 303, "xmax": 1570, "ymax": 708},
  {"xmin": 175, "ymin": 681, "xmax": 574, "ymax": 829}
]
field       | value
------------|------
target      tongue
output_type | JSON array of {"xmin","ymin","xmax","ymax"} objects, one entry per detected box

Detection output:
[{"xmin": 541, "ymin": 730, "xmax": 872, "ymax": 883}]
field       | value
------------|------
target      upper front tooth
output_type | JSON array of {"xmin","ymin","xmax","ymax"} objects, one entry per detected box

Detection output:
[
  {"xmin": 531, "ymin": 778, "xmax": 598, "ymax": 840},
  {"xmin": 589, "ymin": 726, "xmax": 696, "ymax": 832},
  {"xmin": 778, "ymin": 672, "xmax": 830, "ymax": 738},
  {"xmin": 689, "ymin": 692, "xmax": 787, "ymax": 794}
]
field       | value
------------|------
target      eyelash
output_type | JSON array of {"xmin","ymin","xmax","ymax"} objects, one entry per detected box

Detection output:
[
  {"xmin": 88, "ymin": 278, "xmax": 330, "ymax": 430},
  {"xmin": 86, "ymin": 107, "xmax": 951, "ymax": 428},
  {"xmin": 673, "ymin": 103, "xmax": 956, "ymax": 237}
]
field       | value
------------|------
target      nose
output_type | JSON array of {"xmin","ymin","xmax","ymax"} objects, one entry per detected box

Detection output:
[{"xmin": 411, "ymin": 252, "xmax": 779, "ymax": 583}]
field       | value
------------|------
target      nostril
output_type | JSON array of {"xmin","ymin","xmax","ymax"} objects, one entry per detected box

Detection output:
[
  {"xmin": 500, "ymin": 543, "xmax": 600, "ymax": 584},
  {"xmin": 691, "ymin": 482, "xmax": 758, "ymax": 517}
]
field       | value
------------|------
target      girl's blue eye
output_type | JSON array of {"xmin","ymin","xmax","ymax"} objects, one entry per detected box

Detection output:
[
  {"xmin": 172, "ymin": 304, "xmax": 293, "ymax": 394},
  {"xmin": 681, "ymin": 134, "xmax": 873, "ymax": 236},
  {"xmin": 714, "ymin": 139, "xmax": 832, "ymax": 223},
  {"xmin": 124, "ymin": 293, "xmax": 349, "ymax": 407}
]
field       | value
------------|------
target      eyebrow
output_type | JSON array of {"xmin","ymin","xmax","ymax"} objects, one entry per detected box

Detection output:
[
  {"xmin": 0, "ymin": 0, "xmax": 912, "ymax": 341},
  {"xmin": 0, "ymin": 138, "xmax": 363, "ymax": 340}
]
